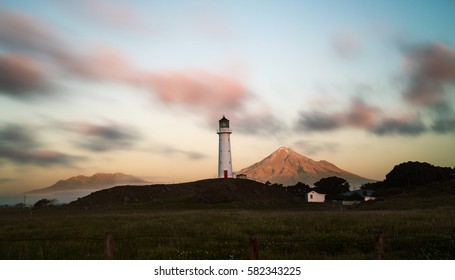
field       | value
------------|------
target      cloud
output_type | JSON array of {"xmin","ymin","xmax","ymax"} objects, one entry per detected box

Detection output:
[
  {"xmin": 0, "ymin": 124, "xmax": 40, "ymax": 149},
  {"xmin": 0, "ymin": 8, "xmax": 259, "ymax": 126},
  {"xmin": 59, "ymin": 0, "xmax": 149, "ymax": 30},
  {"xmin": 297, "ymin": 98, "xmax": 428, "ymax": 136},
  {"xmin": 0, "ymin": 9, "xmax": 250, "ymax": 113},
  {"xmin": 403, "ymin": 43, "xmax": 455, "ymax": 107},
  {"xmin": 0, "ymin": 178, "xmax": 13, "ymax": 184},
  {"xmin": 398, "ymin": 42, "xmax": 455, "ymax": 134},
  {"xmin": 344, "ymin": 99, "xmax": 382, "ymax": 129},
  {"xmin": 297, "ymin": 111, "xmax": 342, "ymax": 131},
  {"xmin": 0, "ymin": 9, "xmax": 70, "ymax": 62},
  {"xmin": 0, "ymin": 123, "xmax": 85, "ymax": 167},
  {"xmin": 232, "ymin": 109, "xmax": 285, "ymax": 136},
  {"xmin": 332, "ymin": 33, "xmax": 361, "ymax": 59},
  {"xmin": 297, "ymin": 99, "xmax": 380, "ymax": 132},
  {"xmin": 293, "ymin": 140, "xmax": 339, "ymax": 156},
  {"xmin": 188, "ymin": 7, "xmax": 237, "ymax": 40},
  {"xmin": 64, "ymin": 121, "xmax": 141, "ymax": 152},
  {"xmin": 0, "ymin": 54, "xmax": 48, "ymax": 97},
  {"xmin": 372, "ymin": 115, "xmax": 426, "ymax": 136},
  {"xmin": 152, "ymin": 145, "xmax": 208, "ymax": 161},
  {"xmin": 0, "ymin": 9, "xmax": 136, "ymax": 84},
  {"xmin": 431, "ymin": 117, "xmax": 455, "ymax": 133},
  {"xmin": 65, "ymin": 45, "xmax": 143, "ymax": 83},
  {"xmin": 0, "ymin": 146, "xmax": 84, "ymax": 167},
  {"xmin": 147, "ymin": 70, "xmax": 249, "ymax": 115}
]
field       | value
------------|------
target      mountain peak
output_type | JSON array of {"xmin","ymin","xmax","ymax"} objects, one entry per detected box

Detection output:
[
  {"xmin": 27, "ymin": 172, "xmax": 148, "ymax": 195},
  {"xmin": 269, "ymin": 146, "xmax": 310, "ymax": 162},
  {"xmin": 238, "ymin": 147, "xmax": 374, "ymax": 188},
  {"xmin": 278, "ymin": 146, "xmax": 290, "ymax": 152}
]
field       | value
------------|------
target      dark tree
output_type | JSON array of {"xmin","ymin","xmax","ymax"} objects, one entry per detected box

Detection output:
[
  {"xmin": 385, "ymin": 161, "xmax": 455, "ymax": 188},
  {"xmin": 33, "ymin": 198, "xmax": 57, "ymax": 209},
  {"xmin": 344, "ymin": 192, "xmax": 364, "ymax": 201},
  {"xmin": 287, "ymin": 182, "xmax": 310, "ymax": 198},
  {"xmin": 314, "ymin": 176, "xmax": 350, "ymax": 195},
  {"xmin": 360, "ymin": 161, "xmax": 455, "ymax": 198},
  {"xmin": 361, "ymin": 181, "xmax": 385, "ymax": 191}
]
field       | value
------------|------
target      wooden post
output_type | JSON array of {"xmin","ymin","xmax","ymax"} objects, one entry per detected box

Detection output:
[
  {"xmin": 374, "ymin": 232, "xmax": 384, "ymax": 260},
  {"xmin": 105, "ymin": 233, "xmax": 114, "ymax": 260},
  {"xmin": 249, "ymin": 235, "xmax": 259, "ymax": 260}
]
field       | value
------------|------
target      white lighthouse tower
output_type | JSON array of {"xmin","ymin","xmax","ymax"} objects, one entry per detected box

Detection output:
[{"xmin": 217, "ymin": 116, "xmax": 233, "ymax": 178}]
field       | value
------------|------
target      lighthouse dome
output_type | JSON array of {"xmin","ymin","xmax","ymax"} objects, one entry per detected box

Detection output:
[{"xmin": 219, "ymin": 116, "xmax": 230, "ymax": 128}]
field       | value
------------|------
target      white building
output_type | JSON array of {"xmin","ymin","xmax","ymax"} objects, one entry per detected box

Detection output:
[
  {"xmin": 364, "ymin": 196, "xmax": 376, "ymax": 202},
  {"xmin": 236, "ymin": 174, "xmax": 247, "ymax": 179},
  {"xmin": 217, "ymin": 116, "xmax": 233, "ymax": 178},
  {"xmin": 306, "ymin": 191, "xmax": 325, "ymax": 203}
]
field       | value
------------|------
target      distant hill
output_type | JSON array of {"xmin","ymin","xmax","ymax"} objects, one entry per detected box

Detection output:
[
  {"xmin": 237, "ymin": 147, "xmax": 374, "ymax": 188},
  {"xmin": 68, "ymin": 178, "xmax": 299, "ymax": 209},
  {"xmin": 26, "ymin": 173, "xmax": 148, "ymax": 203}
]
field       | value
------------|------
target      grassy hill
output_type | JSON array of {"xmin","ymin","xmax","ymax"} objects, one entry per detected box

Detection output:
[
  {"xmin": 357, "ymin": 180, "xmax": 455, "ymax": 210},
  {"xmin": 67, "ymin": 178, "xmax": 303, "ymax": 210},
  {"xmin": 65, "ymin": 177, "xmax": 455, "ymax": 211},
  {"xmin": 3, "ymin": 178, "xmax": 455, "ymax": 259}
]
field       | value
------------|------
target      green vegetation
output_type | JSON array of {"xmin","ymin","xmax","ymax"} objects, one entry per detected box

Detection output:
[{"xmin": 0, "ymin": 207, "xmax": 454, "ymax": 260}]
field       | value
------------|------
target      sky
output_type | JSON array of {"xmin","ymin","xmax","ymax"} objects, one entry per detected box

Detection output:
[{"xmin": 0, "ymin": 0, "xmax": 454, "ymax": 197}]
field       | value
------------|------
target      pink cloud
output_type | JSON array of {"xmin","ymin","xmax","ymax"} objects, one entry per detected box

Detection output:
[
  {"xmin": 0, "ymin": 54, "xmax": 48, "ymax": 94},
  {"xmin": 0, "ymin": 9, "xmax": 69, "ymax": 60},
  {"xmin": 298, "ymin": 99, "xmax": 382, "ymax": 131},
  {"xmin": 66, "ymin": 45, "xmax": 143, "ymax": 82},
  {"xmin": 147, "ymin": 70, "xmax": 249, "ymax": 114},
  {"xmin": 332, "ymin": 33, "xmax": 361, "ymax": 59},
  {"xmin": 409, "ymin": 44, "xmax": 455, "ymax": 80},
  {"xmin": 344, "ymin": 99, "xmax": 381, "ymax": 129},
  {"xmin": 0, "ymin": 9, "xmax": 138, "ymax": 82},
  {"xmin": 297, "ymin": 98, "xmax": 426, "ymax": 136},
  {"xmin": 0, "ymin": 8, "xmax": 254, "ymax": 121},
  {"xmin": 404, "ymin": 43, "xmax": 455, "ymax": 106},
  {"xmin": 60, "ymin": 0, "xmax": 149, "ymax": 29}
]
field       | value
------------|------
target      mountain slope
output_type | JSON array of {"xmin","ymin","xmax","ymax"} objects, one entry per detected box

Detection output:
[
  {"xmin": 28, "ymin": 173, "xmax": 148, "ymax": 194},
  {"xmin": 26, "ymin": 173, "xmax": 149, "ymax": 204},
  {"xmin": 67, "ymin": 178, "xmax": 298, "ymax": 209},
  {"xmin": 237, "ymin": 147, "xmax": 374, "ymax": 188}
]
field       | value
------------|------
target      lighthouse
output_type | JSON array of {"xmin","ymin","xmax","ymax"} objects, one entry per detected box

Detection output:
[{"xmin": 217, "ymin": 116, "xmax": 233, "ymax": 178}]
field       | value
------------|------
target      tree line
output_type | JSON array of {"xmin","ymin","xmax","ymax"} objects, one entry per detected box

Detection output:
[{"xmin": 276, "ymin": 161, "xmax": 455, "ymax": 200}]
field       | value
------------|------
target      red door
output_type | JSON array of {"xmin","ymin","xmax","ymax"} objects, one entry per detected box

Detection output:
[{"xmin": 224, "ymin": 170, "xmax": 228, "ymax": 178}]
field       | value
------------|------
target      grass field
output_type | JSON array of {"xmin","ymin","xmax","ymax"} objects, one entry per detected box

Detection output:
[{"xmin": 1, "ymin": 207, "xmax": 454, "ymax": 260}]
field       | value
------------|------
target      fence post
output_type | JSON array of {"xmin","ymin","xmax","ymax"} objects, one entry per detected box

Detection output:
[
  {"xmin": 105, "ymin": 233, "xmax": 114, "ymax": 260},
  {"xmin": 249, "ymin": 235, "xmax": 259, "ymax": 260},
  {"xmin": 374, "ymin": 232, "xmax": 384, "ymax": 260}
]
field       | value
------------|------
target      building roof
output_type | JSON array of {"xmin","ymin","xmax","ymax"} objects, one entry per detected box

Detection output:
[
  {"xmin": 307, "ymin": 190, "xmax": 324, "ymax": 195},
  {"xmin": 219, "ymin": 116, "xmax": 229, "ymax": 122}
]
